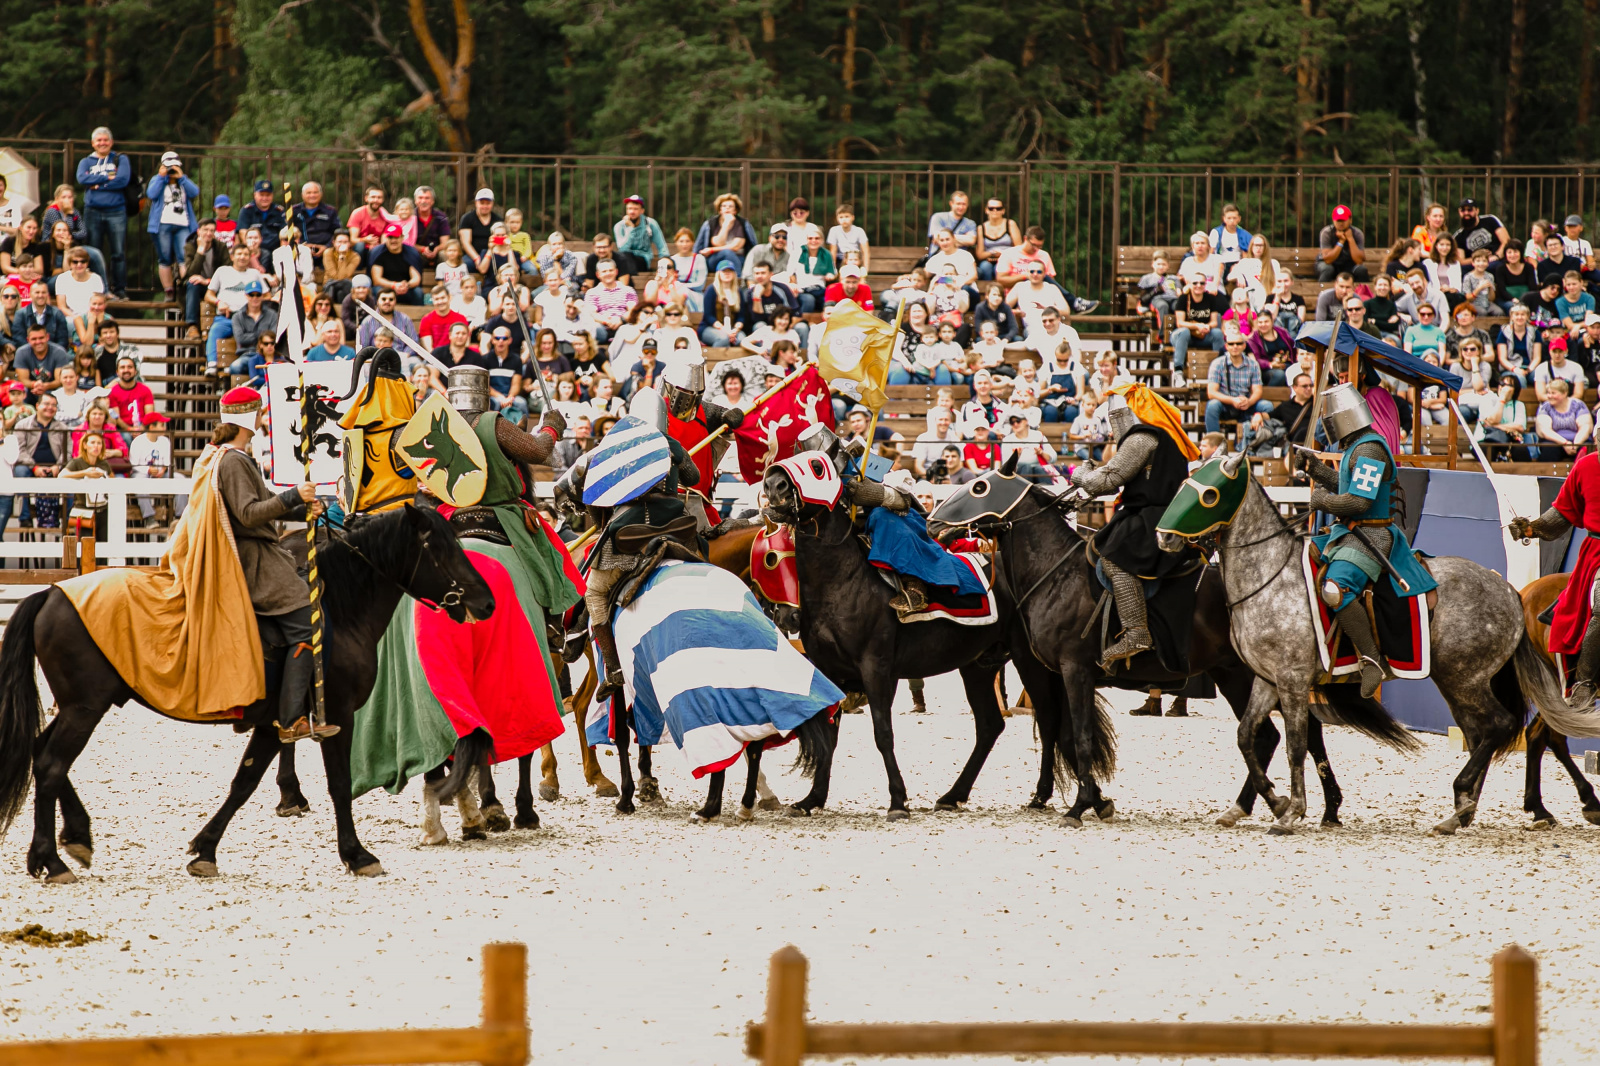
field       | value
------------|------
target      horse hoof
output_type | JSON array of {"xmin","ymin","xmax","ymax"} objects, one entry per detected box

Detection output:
[
  {"xmin": 690, "ymin": 812, "xmax": 717, "ymax": 824},
  {"xmin": 1431, "ymin": 819, "xmax": 1459, "ymax": 836},
  {"xmin": 1268, "ymin": 821, "xmax": 1296, "ymax": 836},
  {"xmin": 62, "ymin": 843, "xmax": 92, "ymax": 869},
  {"xmin": 1584, "ymin": 809, "xmax": 1600, "ymax": 826},
  {"xmin": 460, "ymin": 824, "xmax": 488, "ymax": 841},
  {"xmin": 594, "ymin": 781, "xmax": 620, "ymax": 798},
  {"xmin": 276, "ymin": 800, "xmax": 310, "ymax": 817},
  {"xmin": 514, "ymin": 812, "xmax": 541, "ymax": 830},
  {"xmin": 885, "ymin": 809, "xmax": 910, "ymax": 822},
  {"xmin": 186, "ymin": 859, "xmax": 219, "ymax": 879},
  {"xmin": 1026, "ymin": 797, "xmax": 1049, "ymax": 811},
  {"xmin": 1059, "ymin": 814, "xmax": 1083, "ymax": 829},
  {"xmin": 351, "ymin": 861, "xmax": 386, "ymax": 877},
  {"xmin": 637, "ymin": 778, "xmax": 662, "ymax": 804},
  {"xmin": 615, "ymin": 800, "xmax": 636, "ymax": 815},
  {"xmin": 44, "ymin": 869, "xmax": 78, "ymax": 885},
  {"xmin": 785, "ymin": 805, "xmax": 812, "ymax": 818},
  {"xmin": 758, "ymin": 796, "xmax": 783, "ymax": 811},
  {"xmin": 1215, "ymin": 804, "xmax": 1248, "ymax": 828},
  {"xmin": 482, "ymin": 805, "xmax": 513, "ymax": 833},
  {"xmin": 1527, "ymin": 816, "xmax": 1557, "ymax": 831},
  {"xmin": 420, "ymin": 829, "xmax": 448, "ymax": 846},
  {"xmin": 1094, "ymin": 800, "xmax": 1115, "ymax": 822},
  {"xmin": 737, "ymin": 805, "xmax": 755, "ymax": 822},
  {"xmin": 934, "ymin": 801, "xmax": 960, "ymax": 811},
  {"xmin": 1321, "ymin": 817, "xmax": 1343, "ymax": 829},
  {"xmin": 539, "ymin": 784, "xmax": 560, "ymax": 802},
  {"xmin": 1268, "ymin": 794, "xmax": 1291, "ymax": 818}
]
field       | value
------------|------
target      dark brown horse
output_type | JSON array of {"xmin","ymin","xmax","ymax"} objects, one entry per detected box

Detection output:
[{"xmin": 1517, "ymin": 573, "xmax": 1600, "ymax": 827}]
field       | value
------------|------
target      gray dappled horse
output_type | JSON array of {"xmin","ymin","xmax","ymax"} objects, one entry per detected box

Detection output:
[{"xmin": 1156, "ymin": 451, "xmax": 1572, "ymax": 835}]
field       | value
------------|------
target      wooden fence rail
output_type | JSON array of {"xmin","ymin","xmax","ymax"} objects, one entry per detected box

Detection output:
[
  {"xmin": 747, "ymin": 945, "xmax": 1538, "ymax": 1065},
  {"xmin": 0, "ymin": 942, "xmax": 528, "ymax": 1066}
]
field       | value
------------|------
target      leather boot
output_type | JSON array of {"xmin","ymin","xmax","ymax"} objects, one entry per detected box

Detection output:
[
  {"xmin": 1099, "ymin": 562, "xmax": 1153, "ymax": 670},
  {"xmin": 1334, "ymin": 601, "xmax": 1388, "ymax": 700},
  {"xmin": 592, "ymin": 623, "xmax": 626, "ymax": 701},
  {"xmin": 889, "ymin": 575, "xmax": 930, "ymax": 618},
  {"xmin": 277, "ymin": 642, "xmax": 339, "ymax": 743},
  {"xmin": 1566, "ymin": 616, "xmax": 1600, "ymax": 709}
]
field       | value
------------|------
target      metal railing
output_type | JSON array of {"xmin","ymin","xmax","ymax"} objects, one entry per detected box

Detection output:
[{"xmin": 10, "ymin": 137, "xmax": 1600, "ymax": 298}]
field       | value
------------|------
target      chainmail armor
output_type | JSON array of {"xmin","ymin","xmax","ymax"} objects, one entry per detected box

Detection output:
[
  {"xmin": 1070, "ymin": 430, "xmax": 1158, "ymax": 497},
  {"xmin": 845, "ymin": 479, "xmax": 910, "ymax": 512},
  {"xmin": 1312, "ymin": 438, "xmax": 1394, "ymax": 565}
]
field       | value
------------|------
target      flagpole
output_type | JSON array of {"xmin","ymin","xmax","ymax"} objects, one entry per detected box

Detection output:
[
  {"xmin": 684, "ymin": 365, "xmax": 814, "ymax": 458},
  {"xmin": 856, "ymin": 292, "xmax": 908, "ymax": 479}
]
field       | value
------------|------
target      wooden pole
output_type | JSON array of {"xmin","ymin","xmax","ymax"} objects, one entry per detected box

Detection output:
[
  {"xmin": 481, "ymin": 942, "xmax": 529, "ymax": 1066},
  {"xmin": 1492, "ymin": 944, "xmax": 1537, "ymax": 1066},
  {"xmin": 1446, "ymin": 391, "xmax": 1460, "ymax": 469},
  {"xmin": 762, "ymin": 946, "xmax": 808, "ymax": 1066},
  {"xmin": 686, "ymin": 368, "xmax": 813, "ymax": 458}
]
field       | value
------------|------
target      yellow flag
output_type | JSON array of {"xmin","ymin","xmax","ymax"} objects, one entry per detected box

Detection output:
[{"xmin": 815, "ymin": 298, "xmax": 896, "ymax": 412}]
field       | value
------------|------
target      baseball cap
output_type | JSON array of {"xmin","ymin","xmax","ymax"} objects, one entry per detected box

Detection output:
[
  {"xmin": 160, "ymin": 151, "xmax": 181, "ymax": 168},
  {"xmin": 716, "ymin": 261, "xmax": 737, "ymax": 273},
  {"xmin": 352, "ymin": 273, "xmax": 371, "ymax": 288},
  {"xmin": 623, "ymin": 194, "xmax": 644, "ymax": 205},
  {"xmin": 1567, "ymin": 214, "xmax": 1586, "ymax": 227},
  {"xmin": 840, "ymin": 265, "xmax": 863, "ymax": 278},
  {"xmin": 141, "ymin": 407, "xmax": 170, "ymax": 423},
  {"xmin": 254, "ymin": 180, "xmax": 272, "ymax": 193},
  {"xmin": 1550, "ymin": 334, "xmax": 1569, "ymax": 351},
  {"xmin": 1458, "ymin": 197, "xmax": 1478, "ymax": 209},
  {"xmin": 243, "ymin": 279, "xmax": 267, "ymax": 295},
  {"xmin": 770, "ymin": 223, "xmax": 788, "ymax": 235},
  {"xmin": 213, "ymin": 194, "xmax": 231, "ymax": 208},
  {"xmin": 1331, "ymin": 204, "xmax": 1352, "ymax": 221},
  {"xmin": 475, "ymin": 187, "xmax": 495, "ymax": 201},
  {"xmin": 1586, "ymin": 312, "xmax": 1600, "ymax": 327},
  {"xmin": 383, "ymin": 222, "xmax": 403, "ymax": 237}
]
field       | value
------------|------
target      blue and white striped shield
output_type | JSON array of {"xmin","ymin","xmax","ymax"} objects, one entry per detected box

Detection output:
[{"xmin": 582, "ymin": 415, "xmax": 673, "ymax": 507}]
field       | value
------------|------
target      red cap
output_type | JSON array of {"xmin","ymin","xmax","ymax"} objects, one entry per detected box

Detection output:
[
  {"xmin": 1331, "ymin": 204, "xmax": 1352, "ymax": 222},
  {"xmin": 220, "ymin": 386, "xmax": 263, "ymax": 412},
  {"xmin": 384, "ymin": 222, "xmax": 403, "ymax": 237},
  {"xmin": 1550, "ymin": 334, "xmax": 1569, "ymax": 351},
  {"xmin": 141, "ymin": 406, "xmax": 171, "ymax": 423}
]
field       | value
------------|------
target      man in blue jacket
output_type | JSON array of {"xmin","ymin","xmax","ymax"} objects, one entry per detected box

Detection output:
[
  {"xmin": 238, "ymin": 181, "xmax": 287, "ymax": 255},
  {"xmin": 75, "ymin": 126, "xmax": 131, "ymax": 299}
]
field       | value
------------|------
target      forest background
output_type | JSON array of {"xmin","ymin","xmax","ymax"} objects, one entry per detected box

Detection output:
[{"xmin": 0, "ymin": 0, "xmax": 1582, "ymax": 166}]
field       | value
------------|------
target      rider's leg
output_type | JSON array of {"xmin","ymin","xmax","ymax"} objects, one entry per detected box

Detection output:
[
  {"xmin": 1100, "ymin": 558, "xmax": 1153, "ymax": 667},
  {"xmin": 1565, "ymin": 573, "xmax": 1600, "ymax": 708},
  {"xmin": 889, "ymin": 573, "xmax": 930, "ymax": 617},
  {"xmin": 585, "ymin": 570, "xmax": 626, "ymax": 699},
  {"xmin": 1322, "ymin": 562, "xmax": 1385, "ymax": 700},
  {"xmin": 264, "ymin": 606, "xmax": 338, "ymax": 742}
]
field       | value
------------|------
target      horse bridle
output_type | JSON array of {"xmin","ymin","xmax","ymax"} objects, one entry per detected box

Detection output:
[
  {"xmin": 1208, "ymin": 504, "xmax": 1315, "ymax": 610},
  {"xmin": 322, "ymin": 513, "xmax": 472, "ymax": 612}
]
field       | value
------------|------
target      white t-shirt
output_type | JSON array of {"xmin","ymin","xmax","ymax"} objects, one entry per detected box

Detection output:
[
  {"xmin": 1012, "ymin": 283, "xmax": 1069, "ymax": 324},
  {"xmin": 743, "ymin": 324, "xmax": 801, "ymax": 356},
  {"xmin": 1562, "ymin": 235, "xmax": 1595, "ymax": 261},
  {"xmin": 452, "ymin": 294, "xmax": 487, "ymax": 329},
  {"xmin": 55, "ymin": 273, "xmax": 105, "ymax": 319},
  {"xmin": 997, "ymin": 246, "xmax": 1056, "ymax": 277},
  {"xmin": 208, "ymin": 266, "xmax": 265, "ymax": 316},
  {"xmin": 130, "ymin": 433, "xmax": 171, "ymax": 475},
  {"xmin": 158, "ymin": 180, "xmax": 190, "ymax": 227},
  {"xmin": 533, "ymin": 288, "xmax": 567, "ymax": 326},
  {"xmin": 1209, "ymin": 226, "xmax": 1249, "ymax": 263},
  {"xmin": 1177, "ymin": 253, "xmax": 1226, "ymax": 293},
  {"xmin": 436, "ymin": 261, "xmax": 471, "ymax": 294},
  {"xmin": 1026, "ymin": 323, "xmax": 1081, "ymax": 360},
  {"xmin": 1535, "ymin": 360, "xmax": 1588, "ymax": 392},
  {"xmin": 828, "ymin": 225, "xmax": 869, "ymax": 260},
  {"xmin": 925, "ymin": 249, "xmax": 977, "ymax": 284},
  {"xmin": 51, "ymin": 388, "xmax": 94, "ymax": 429}
]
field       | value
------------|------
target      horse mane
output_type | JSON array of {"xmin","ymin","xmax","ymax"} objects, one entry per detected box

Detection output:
[
  {"xmin": 1022, "ymin": 484, "xmax": 1090, "ymax": 545},
  {"xmin": 317, "ymin": 507, "xmax": 418, "ymax": 628}
]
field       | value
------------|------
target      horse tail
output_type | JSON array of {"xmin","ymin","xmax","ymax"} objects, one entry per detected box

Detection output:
[
  {"xmin": 1512, "ymin": 630, "xmax": 1600, "ymax": 740},
  {"xmin": 793, "ymin": 708, "xmax": 838, "ymax": 780},
  {"xmin": 436, "ymin": 728, "xmax": 493, "ymax": 804},
  {"xmin": 0, "ymin": 591, "xmax": 48, "ymax": 833},
  {"xmin": 1053, "ymin": 690, "xmax": 1118, "ymax": 786},
  {"xmin": 1314, "ymin": 685, "xmax": 1422, "ymax": 752}
]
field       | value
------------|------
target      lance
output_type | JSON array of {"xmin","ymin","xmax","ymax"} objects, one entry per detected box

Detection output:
[
  {"xmin": 283, "ymin": 180, "xmax": 330, "ymax": 737},
  {"xmin": 510, "ymin": 299, "xmax": 556, "ymax": 416}
]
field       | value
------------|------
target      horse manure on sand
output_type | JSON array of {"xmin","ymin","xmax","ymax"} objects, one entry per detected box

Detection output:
[{"xmin": 0, "ymin": 925, "xmax": 103, "ymax": 948}]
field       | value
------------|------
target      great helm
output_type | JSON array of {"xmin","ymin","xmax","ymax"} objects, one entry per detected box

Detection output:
[
  {"xmin": 660, "ymin": 355, "xmax": 707, "ymax": 420},
  {"xmin": 1319, "ymin": 382, "xmax": 1373, "ymax": 444},
  {"xmin": 446, "ymin": 365, "xmax": 491, "ymax": 419},
  {"xmin": 1105, "ymin": 389, "xmax": 1139, "ymax": 438},
  {"xmin": 627, "ymin": 383, "xmax": 672, "ymax": 437}
]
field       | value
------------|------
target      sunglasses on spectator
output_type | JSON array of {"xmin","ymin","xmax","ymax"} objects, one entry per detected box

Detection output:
[
  {"xmin": 986, "ymin": 204, "xmax": 1003, "ymax": 211},
  {"xmin": 665, "ymin": 309, "xmax": 683, "ymax": 317},
  {"xmin": 493, "ymin": 332, "xmax": 511, "ymax": 341},
  {"xmin": 1419, "ymin": 308, "xmax": 1435, "ymax": 317}
]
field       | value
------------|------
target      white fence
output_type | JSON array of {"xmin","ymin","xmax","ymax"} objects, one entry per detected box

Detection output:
[{"xmin": 0, "ymin": 476, "xmax": 189, "ymax": 564}]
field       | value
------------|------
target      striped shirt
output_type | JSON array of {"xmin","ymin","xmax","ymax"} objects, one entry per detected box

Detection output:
[{"xmin": 585, "ymin": 281, "xmax": 638, "ymax": 323}]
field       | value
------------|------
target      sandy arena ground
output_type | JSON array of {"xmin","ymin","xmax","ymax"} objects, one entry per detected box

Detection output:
[{"xmin": 0, "ymin": 672, "xmax": 1597, "ymax": 1064}]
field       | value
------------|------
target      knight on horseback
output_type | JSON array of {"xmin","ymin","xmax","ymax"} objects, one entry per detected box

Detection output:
[
  {"xmin": 1509, "ymin": 450, "xmax": 1600, "ymax": 709},
  {"xmin": 661, "ymin": 355, "xmax": 744, "ymax": 530},
  {"xmin": 1298, "ymin": 382, "xmax": 1435, "ymax": 699},
  {"xmin": 554, "ymin": 386, "xmax": 703, "ymax": 700},
  {"xmin": 1067, "ymin": 384, "xmax": 1199, "ymax": 669},
  {"xmin": 789, "ymin": 422, "xmax": 984, "ymax": 617}
]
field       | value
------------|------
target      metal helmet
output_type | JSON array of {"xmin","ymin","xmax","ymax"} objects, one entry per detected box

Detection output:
[
  {"xmin": 660, "ymin": 355, "xmax": 707, "ymax": 420},
  {"xmin": 1319, "ymin": 382, "xmax": 1373, "ymax": 444},
  {"xmin": 794, "ymin": 422, "xmax": 843, "ymax": 460},
  {"xmin": 446, "ymin": 365, "xmax": 491, "ymax": 419},
  {"xmin": 1105, "ymin": 390, "xmax": 1139, "ymax": 438},
  {"xmin": 627, "ymin": 384, "xmax": 673, "ymax": 437}
]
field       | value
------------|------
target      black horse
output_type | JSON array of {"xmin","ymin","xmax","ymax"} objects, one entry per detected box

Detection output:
[
  {"xmin": 928, "ymin": 457, "xmax": 1357, "ymax": 827},
  {"xmin": 0, "ymin": 504, "xmax": 495, "ymax": 883},
  {"xmin": 761, "ymin": 463, "xmax": 1101, "ymax": 820}
]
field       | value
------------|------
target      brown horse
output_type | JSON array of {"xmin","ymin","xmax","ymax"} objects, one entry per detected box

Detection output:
[{"xmin": 1518, "ymin": 573, "xmax": 1600, "ymax": 827}]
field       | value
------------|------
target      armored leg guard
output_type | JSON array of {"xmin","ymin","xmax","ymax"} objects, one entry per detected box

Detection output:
[
  {"xmin": 1099, "ymin": 560, "xmax": 1153, "ymax": 669},
  {"xmin": 1566, "ymin": 615, "xmax": 1600, "ymax": 709},
  {"xmin": 889, "ymin": 575, "xmax": 930, "ymax": 618},
  {"xmin": 592, "ymin": 623, "xmax": 626, "ymax": 701},
  {"xmin": 1334, "ymin": 601, "xmax": 1388, "ymax": 700}
]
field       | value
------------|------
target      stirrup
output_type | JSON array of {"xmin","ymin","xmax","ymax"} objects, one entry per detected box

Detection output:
[
  {"xmin": 1567, "ymin": 678, "xmax": 1597, "ymax": 710},
  {"xmin": 1357, "ymin": 656, "xmax": 1387, "ymax": 700},
  {"xmin": 595, "ymin": 670, "xmax": 626, "ymax": 701},
  {"xmin": 278, "ymin": 717, "xmax": 340, "ymax": 744},
  {"xmin": 889, "ymin": 580, "xmax": 929, "ymax": 618}
]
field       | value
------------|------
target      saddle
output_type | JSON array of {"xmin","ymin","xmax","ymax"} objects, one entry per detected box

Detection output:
[
  {"xmin": 1304, "ymin": 540, "xmax": 1435, "ymax": 683},
  {"xmin": 610, "ymin": 516, "xmax": 705, "ymax": 615},
  {"xmin": 448, "ymin": 505, "xmax": 512, "ymax": 545}
]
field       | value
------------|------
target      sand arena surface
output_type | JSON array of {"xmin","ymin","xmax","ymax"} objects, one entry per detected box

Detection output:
[{"xmin": 0, "ymin": 675, "xmax": 1597, "ymax": 1064}]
